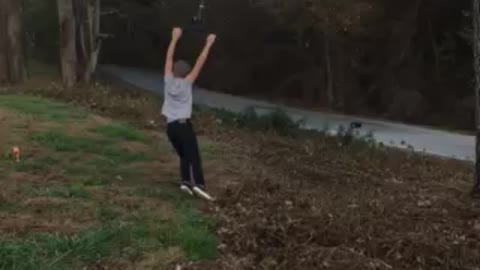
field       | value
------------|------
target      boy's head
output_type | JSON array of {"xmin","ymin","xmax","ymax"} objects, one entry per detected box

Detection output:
[{"xmin": 173, "ymin": 60, "xmax": 191, "ymax": 78}]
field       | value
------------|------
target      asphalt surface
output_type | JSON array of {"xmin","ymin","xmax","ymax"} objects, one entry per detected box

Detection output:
[{"xmin": 100, "ymin": 65, "xmax": 476, "ymax": 162}]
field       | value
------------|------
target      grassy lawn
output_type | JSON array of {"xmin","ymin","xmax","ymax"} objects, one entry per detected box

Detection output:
[
  {"xmin": 2, "ymin": 66, "xmax": 479, "ymax": 269},
  {"xmin": 0, "ymin": 95, "xmax": 217, "ymax": 269}
]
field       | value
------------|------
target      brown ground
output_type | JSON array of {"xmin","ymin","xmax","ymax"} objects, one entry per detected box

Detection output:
[{"xmin": 3, "ymin": 78, "xmax": 480, "ymax": 270}]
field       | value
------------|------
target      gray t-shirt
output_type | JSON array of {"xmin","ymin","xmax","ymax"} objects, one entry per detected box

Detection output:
[{"xmin": 161, "ymin": 74, "xmax": 193, "ymax": 122}]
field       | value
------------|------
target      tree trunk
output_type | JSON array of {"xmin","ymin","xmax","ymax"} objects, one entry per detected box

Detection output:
[
  {"xmin": 0, "ymin": 0, "xmax": 25, "ymax": 84},
  {"xmin": 74, "ymin": 0, "xmax": 101, "ymax": 84},
  {"xmin": 57, "ymin": 0, "xmax": 101, "ymax": 88},
  {"xmin": 57, "ymin": 0, "xmax": 77, "ymax": 89},
  {"xmin": 0, "ymin": 0, "xmax": 7, "ymax": 82},
  {"xmin": 83, "ymin": 0, "xmax": 101, "ymax": 83},
  {"xmin": 6, "ymin": 0, "xmax": 24, "ymax": 82},
  {"xmin": 472, "ymin": 0, "xmax": 480, "ymax": 196},
  {"xmin": 323, "ymin": 25, "xmax": 334, "ymax": 108},
  {"xmin": 375, "ymin": 0, "xmax": 424, "ymax": 112},
  {"xmin": 428, "ymin": 18, "xmax": 440, "ymax": 81}
]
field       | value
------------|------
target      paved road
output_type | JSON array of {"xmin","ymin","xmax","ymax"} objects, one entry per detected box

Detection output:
[{"xmin": 100, "ymin": 65, "xmax": 475, "ymax": 162}]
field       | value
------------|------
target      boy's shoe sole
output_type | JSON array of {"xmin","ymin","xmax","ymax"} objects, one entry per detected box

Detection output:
[
  {"xmin": 180, "ymin": 185, "xmax": 194, "ymax": 196},
  {"xmin": 193, "ymin": 186, "xmax": 214, "ymax": 201}
]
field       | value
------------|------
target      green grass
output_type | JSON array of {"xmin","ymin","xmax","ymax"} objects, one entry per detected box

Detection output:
[
  {"xmin": 134, "ymin": 184, "xmax": 191, "ymax": 203},
  {"xmin": 212, "ymin": 106, "xmax": 303, "ymax": 135},
  {"xmin": 81, "ymin": 177, "xmax": 108, "ymax": 187},
  {"xmin": 29, "ymin": 184, "xmax": 90, "ymax": 199},
  {"xmin": 0, "ymin": 207, "xmax": 216, "ymax": 270},
  {"xmin": 200, "ymin": 142, "xmax": 219, "ymax": 160},
  {"xmin": 101, "ymin": 147, "xmax": 150, "ymax": 163},
  {"xmin": 174, "ymin": 206, "xmax": 217, "ymax": 261},
  {"xmin": 123, "ymin": 207, "xmax": 217, "ymax": 262},
  {"xmin": 30, "ymin": 130, "xmax": 151, "ymax": 164},
  {"xmin": 14, "ymin": 160, "xmax": 48, "ymax": 174},
  {"xmin": 13, "ymin": 157, "xmax": 58, "ymax": 174},
  {"xmin": 132, "ymin": 185, "xmax": 217, "ymax": 261},
  {"xmin": 0, "ymin": 202, "xmax": 18, "ymax": 213},
  {"xmin": 68, "ymin": 185, "xmax": 90, "ymax": 199},
  {"xmin": 65, "ymin": 157, "xmax": 144, "ymax": 184},
  {"xmin": 96, "ymin": 207, "xmax": 122, "ymax": 222},
  {"xmin": 30, "ymin": 130, "xmax": 105, "ymax": 152},
  {"xmin": 27, "ymin": 127, "xmax": 150, "ymax": 186},
  {"xmin": 0, "ymin": 94, "xmax": 219, "ymax": 268},
  {"xmin": 0, "ymin": 226, "xmax": 124, "ymax": 270},
  {"xmin": 90, "ymin": 123, "xmax": 147, "ymax": 142},
  {"xmin": 0, "ymin": 95, "xmax": 87, "ymax": 122}
]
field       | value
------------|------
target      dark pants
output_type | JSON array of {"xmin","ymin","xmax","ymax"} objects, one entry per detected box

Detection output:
[{"xmin": 166, "ymin": 120, "xmax": 205, "ymax": 188}]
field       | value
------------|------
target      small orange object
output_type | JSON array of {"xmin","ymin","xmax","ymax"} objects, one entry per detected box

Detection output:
[{"xmin": 12, "ymin": 146, "xmax": 20, "ymax": 162}]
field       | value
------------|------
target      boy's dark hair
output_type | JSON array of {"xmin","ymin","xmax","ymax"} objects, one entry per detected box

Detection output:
[{"xmin": 173, "ymin": 60, "xmax": 191, "ymax": 78}]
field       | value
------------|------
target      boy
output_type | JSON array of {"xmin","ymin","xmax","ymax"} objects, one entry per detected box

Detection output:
[{"xmin": 162, "ymin": 27, "xmax": 216, "ymax": 201}]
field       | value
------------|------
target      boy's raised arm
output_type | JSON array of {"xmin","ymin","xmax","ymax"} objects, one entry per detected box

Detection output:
[
  {"xmin": 185, "ymin": 34, "xmax": 216, "ymax": 84},
  {"xmin": 164, "ymin": 27, "xmax": 182, "ymax": 77}
]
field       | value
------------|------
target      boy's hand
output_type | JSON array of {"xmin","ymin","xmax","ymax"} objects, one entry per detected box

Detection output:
[
  {"xmin": 206, "ymin": 34, "xmax": 216, "ymax": 46},
  {"xmin": 172, "ymin": 27, "xmax": 182, "ymax": 40}
]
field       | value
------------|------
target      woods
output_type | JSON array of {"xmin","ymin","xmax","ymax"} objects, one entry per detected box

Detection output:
[
  {"xmin": 0, "ymin": 0, "xmax": 479, "ymax": 133},
  {"xmin": 10, "ymin": 0, "xmax": 474, "ymax": 129},
  {"xmin": 93, "ymin": 0, "xmax": 473, "ymax": 130},
  {"xmin": 0, "ymin": 0, "xmax": 477, "ymax": 131},
  {"xmin": 1, "ymin": 1, "xmax": 480, "ymax": 269},
  {"xmin": 1, "ymin": 0, "xmax": 475, "ymax": 121}
]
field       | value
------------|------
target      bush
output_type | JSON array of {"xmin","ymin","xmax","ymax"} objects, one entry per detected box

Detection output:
[{"xmin": 213, "ymin": 106, "xmax": 303, "ymax": 135}]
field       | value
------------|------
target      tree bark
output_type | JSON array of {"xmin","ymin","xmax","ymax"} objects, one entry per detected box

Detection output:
[
  {"xmin": 0, "ymin": 0, "xmax": 7, "ymax": 83},
  {"xmin": 6, "ymin": 0, "xmax": 24, "ymax": 82},
  {"xmin": 74, "ymin": 0, "xmax": 102, "ymax": 84},
  {"xmin": 57, "ymin": 0, "xmax": 101, "ymax": 88},
  {"xmin": 57, "ymin": 0, "xmax": 77, "ymax": 89},
  {"xmin": 472, "ymin": 0, "xmax": 480, "ymax": 196},
  {"xmin": 323, "ymin": 24, "xmax": 334, "ymax": 108},
  {"xmin": 428, "ymin": 18, "xmax": 440, "ymax": 81},
  {"xmin": 375, "ymin": 0, "xmax": 424, "ymax": 112},
  {"xmin": 0, "ymin": 0, "xmax": 25, "ymax": 84},
  {"xmin": 83, "ymin": 0, "xmax": 101, "ymax": 83}
]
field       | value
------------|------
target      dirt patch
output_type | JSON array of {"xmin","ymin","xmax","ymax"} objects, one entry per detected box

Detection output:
[
  {"xmin": 90, "ymin": 115, "xmax": 113, "ymax": 126},
  {"xmin": 119, "ymin": 141, "xmax": 152, "ymax": 154},
  {"xmin": 129, "ymin": 247, "xmax": 185, "ymax": 270},
  {"xmin": 63, "ymin": 114, "xmax": 118, "ymax": 138},
  {"xmin": 86, "ymin": 183, "xmax": 176, "ymax": 218},
  {"xmin": 113, "ymin": 194, "xmax": 176, "ymax": 220},
  {"xmin": 0, "ymin": 109, "xmax": 67, "ymax": 140},
  {"xmin": 186, "ymin": 130, "xmax": 480, "ymax": 270},
  {"xmin": 9, "ymin": 172, "xmax": 41, "ymax": 181},
  {"xmin": 133, "ymin": 160, "xmax": 177, "ymax": 178},
  {"xmin": 202, "ymin": 161, "xmax": 243, "ymax": 196},
  {"xmin": 0, "ymin": 109, "xmax": 32, "ymax": 149},
  {"xmin": 0, "ymin": 172, "xmax": 43, "ymax": 204},
  {"xmin": 0, "ymin": 213, "xmax": 90, "ymax": 235},
  {"xmin": 23, "ymin": 196, "xmax": 70, "ymax": 206},
  {"xmin": 29, "ymin": 198, "xmax": 97, "ymax": 222}
]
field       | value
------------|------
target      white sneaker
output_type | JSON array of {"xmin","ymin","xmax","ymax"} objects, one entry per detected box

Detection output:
[
  {"xmin": 180, "ymin": 184, "xmax": 193, "ymax": 196},
  {"xmin": 193, "ymin": 186, "xmax": 214, "ymax": 201}
]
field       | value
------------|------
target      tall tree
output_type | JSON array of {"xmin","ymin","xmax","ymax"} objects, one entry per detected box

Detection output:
[
  {"xmin": 473, "ymin": 0, "xmax": 480, "ymax": 196},
  {"xmin": 57, "ymin": 0, "xmax": 102, "ymax": 88},
  {"xmin": 57, "ymin": 0, "xmax": 77, "ymax": 88},
  {"xmin": 253, "ymin": 0, "xmax": 375, "ymax": 109},
  {"xmin": 0, "ymin": 0, "xmax": 25, "ymax": 84}
]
